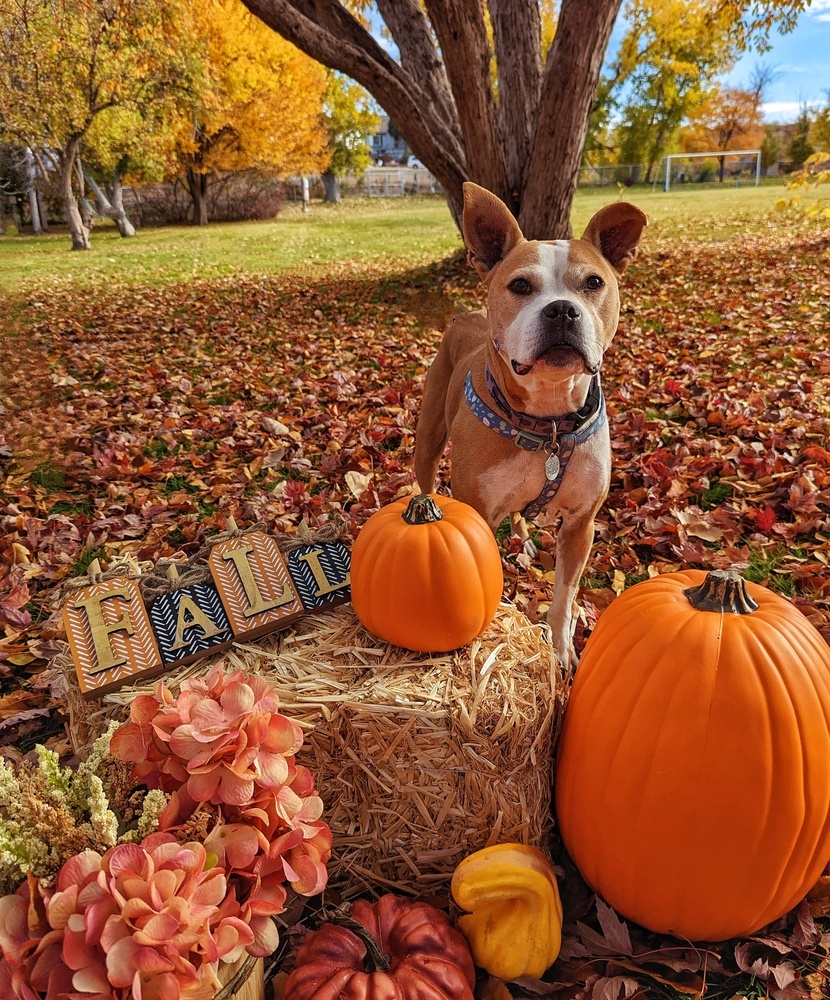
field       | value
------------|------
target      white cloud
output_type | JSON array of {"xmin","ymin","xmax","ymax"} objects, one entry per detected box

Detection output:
[
  {"xmin": 762, "ymin": 99, "xmax": 822, "ymax": 119},
  {"xmin": 809, "ymin": 0, "xmax": 830, "ymax": 20}
]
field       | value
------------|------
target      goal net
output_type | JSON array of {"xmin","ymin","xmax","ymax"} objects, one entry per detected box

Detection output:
[{"xmin": 657, "ymin": 150, "xmax": 762, "ymax": 191}]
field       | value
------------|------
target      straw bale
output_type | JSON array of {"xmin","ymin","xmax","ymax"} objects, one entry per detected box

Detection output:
[{"xmin": 63, "ymin": 602, "xmax": 564, "ymax": 897}]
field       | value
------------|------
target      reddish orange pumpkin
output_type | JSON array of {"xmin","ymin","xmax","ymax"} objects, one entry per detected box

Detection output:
[
  {"xmin": 281, "ymin": 894, "xmax": 476, "ymax": 1000},
  {"xmin": 555, "ymin": 569, "xmax": 830, "ymax": 941},
  {"xmin": 350, "ymin": 493, "xmax": 503, "ymax": 652}
]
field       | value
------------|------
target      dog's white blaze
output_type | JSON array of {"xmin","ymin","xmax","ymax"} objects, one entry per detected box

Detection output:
[
  {"xmin": 502, "ymin": 242, "xmax": 571, "ymax": 362},
  {"xmin": 501, "ymin": 240, "xmax": 599, "ymax": 388}
]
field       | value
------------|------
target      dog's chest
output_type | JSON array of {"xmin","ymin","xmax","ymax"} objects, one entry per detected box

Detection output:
[{"xmin": 476, "ymin": 427, "xmax": 610, "ymax": 527}]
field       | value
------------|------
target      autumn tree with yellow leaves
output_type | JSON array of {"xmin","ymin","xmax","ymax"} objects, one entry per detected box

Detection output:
[
  {"xmin": 0, "ymin": 0, "xmax": 331, "ymax": 245},
  {"xmin": 0, "ymin": 0, "xmax": 199, "ymax": 249},
  {"xmin": 178, "ymin": 0, "xmax": 330, "ymax": 226}
]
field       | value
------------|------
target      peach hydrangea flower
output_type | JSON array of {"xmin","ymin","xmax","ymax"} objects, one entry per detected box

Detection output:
[{"xmin": 111, "ymin": 669, "xmax": 304, "ymax": 807}]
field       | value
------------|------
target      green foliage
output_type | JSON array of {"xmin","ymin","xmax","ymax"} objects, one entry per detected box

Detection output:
[
  {"xmin": 30, "ymin": 461, "xmax": 66, "ymax": 491},
  {"xmin": 322, "ymin": 72, "xmax": 380, "ymax": 179},
  {"xmin": 760, "ymin": 123, "xmax": 780, "ymax": 168},
  {"xmin": 786, "ymin": 107, "xmax": 815, "ymax": 167},
  {"xmin": 700, "ymin": 481, "xmax": 734, "ymax": 509}
]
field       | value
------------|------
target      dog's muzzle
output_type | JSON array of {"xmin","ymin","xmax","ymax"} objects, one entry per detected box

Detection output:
[{"xmin": 511, "ymin": 299, "xmax": 600, "ymax": 376}]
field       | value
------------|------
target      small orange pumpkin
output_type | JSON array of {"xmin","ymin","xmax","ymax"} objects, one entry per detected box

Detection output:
[
  {"xmin": 281, "ymin": 895, "xmax": 476, "ymax": 1000},
  {"xmin": 350, "ymin": 493, "xmax": 503, "ymax": 652},
  {"xmin": 555, "ymin": 568, "xmax": 830, "ymax": 941}
]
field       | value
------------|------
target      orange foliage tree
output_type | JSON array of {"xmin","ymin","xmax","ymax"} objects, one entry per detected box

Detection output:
[{"xmin": 681, "ymin": 86, "xmax": 766, "ymax": 181}]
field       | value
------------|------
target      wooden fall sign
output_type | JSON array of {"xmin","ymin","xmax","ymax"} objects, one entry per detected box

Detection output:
[{"xmin": 63, "ymin": 518, "xmax": 351, "ymax": 699}]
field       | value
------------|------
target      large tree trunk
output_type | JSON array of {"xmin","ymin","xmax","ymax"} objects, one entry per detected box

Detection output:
[
  {"xmin": 322, "ymin": 172, "xmax": 341, "ymax": 202},
  {"xmin": 239, "ymin": 0, "xmax": 624, "ymax": 239},
  {"xmin": 186, "ymin": 169, "xmax": 209, "ymax": 226},
  {"xmin": 60, "ymin": 140, "xmax": 91, "ymax": 250}
]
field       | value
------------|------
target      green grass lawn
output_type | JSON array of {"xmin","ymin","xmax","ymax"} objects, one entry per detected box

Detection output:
[{"xmin": 0, "ymin": 179, "xmax": 816, "ymax": 294}]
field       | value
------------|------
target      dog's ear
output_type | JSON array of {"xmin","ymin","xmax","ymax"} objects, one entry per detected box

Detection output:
[
  {"xmin": 462, "ymin": 182, "xmax": 524, "ymax": 280},
  {"xmin": 581, "ymin": 202, "xmax": 648, "ymax": 275}
]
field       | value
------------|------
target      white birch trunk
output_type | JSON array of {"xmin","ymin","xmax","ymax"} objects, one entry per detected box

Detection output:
[{"xmin": 60, "ymin": 141, "xmax": 91, "ymax": 250}]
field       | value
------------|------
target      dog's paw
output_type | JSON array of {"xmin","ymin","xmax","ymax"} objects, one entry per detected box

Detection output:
[{"xmin": 549, "ymin": 629, "xmax": 578, "ymax": 672}]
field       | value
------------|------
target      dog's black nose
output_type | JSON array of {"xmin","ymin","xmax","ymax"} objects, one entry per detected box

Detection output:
[{"xmin": 543, "ymin": 299, "xmax": 581, "ymax": 322}]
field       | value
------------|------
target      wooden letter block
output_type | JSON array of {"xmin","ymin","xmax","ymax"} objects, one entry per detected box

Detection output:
[
  {"xmin": 148, "ymin": 580, "xmax": 234, "ymax": 668},
  {"xmin": 286, "ymin": 541, "xmax": 351, "ymax": 612},
  {"xmin": 63, "ymin": 577, "xmax": 162, "ymax": 699},
  {"xmin": 208, "ymin": 531, "xmax": 304, "ymax": 640}
]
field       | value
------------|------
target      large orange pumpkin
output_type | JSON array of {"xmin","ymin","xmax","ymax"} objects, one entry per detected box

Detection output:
[
  {"xmin": 555, "ymin": 568, "xmax": 830, "ymax": 942},
  {"xmin": 350, "ymin": 493, "xmax": 503, "ymax": 652}
]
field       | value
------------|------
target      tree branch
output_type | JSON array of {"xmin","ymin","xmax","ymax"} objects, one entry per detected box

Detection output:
[
  {"xmin": 424, "ymin": 0, "xmax": 510, "ymax": 203},
  {"xmin": 489, "ymin": 0, "xmax": 542, "ymax": 203},
  {"xmin": 376, "ymin": 0, "xmax": 458, "ymax": 138},
  {"xmin": 239, "ymin": 0, "xmax": 467, "ymax": 221},
  {"xmin": 521, "ymin": 0, "xmax": 623, "ymax": 238}
]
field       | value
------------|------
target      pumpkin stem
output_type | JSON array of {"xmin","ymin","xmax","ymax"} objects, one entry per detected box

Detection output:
[
  {"xmin": 683, "ymin": 569, "xmax": 759, "ymax": 615},
  {"xmin": 401, "ymin": 493, "xmax": 444, "ymax": 525},
  {"xmin": 320, "ymin": 904, "xmax": 392, "ymax": 973}
]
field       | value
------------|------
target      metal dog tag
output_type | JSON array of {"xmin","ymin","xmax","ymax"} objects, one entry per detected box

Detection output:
[{"xmin": 545, "ymin": 452, "xmax": 561, "ymax": 481}]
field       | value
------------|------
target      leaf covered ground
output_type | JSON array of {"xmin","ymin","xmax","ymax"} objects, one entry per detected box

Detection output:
[{"xmin": 1, "ymin": 212, "xmax": 829, "ymax": 998}]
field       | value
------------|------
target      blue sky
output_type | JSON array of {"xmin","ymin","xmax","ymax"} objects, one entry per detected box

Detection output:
[{"xmin": 724, "ymin": 0, "xmax": 830, "ymax": 120}]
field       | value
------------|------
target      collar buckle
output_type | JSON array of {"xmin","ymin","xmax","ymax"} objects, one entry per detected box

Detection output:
[{"xmin": 513, "ymin": 429, "xmax": 549, "ymax": 452}]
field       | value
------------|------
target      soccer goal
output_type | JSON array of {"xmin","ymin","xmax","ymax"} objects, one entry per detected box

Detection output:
[{"xmin": 658, "ymin": 150, "xmax": 762, "ymax": 192}]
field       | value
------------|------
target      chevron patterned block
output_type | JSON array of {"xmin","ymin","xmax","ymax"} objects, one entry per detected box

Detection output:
[
  {"xmin": 148, "ymin": 580, "xmax": 234, "ymax": 668},
  {"xmin": 208, "ymin": 530, "xmax": 304, "ymax": 640},
  {"xmin": 285, "ymin": 541, "xmax": 351, "ymax": 612},
  {"xmin": 63, "ymin": 577, "xmax": 162, "ymax": 699}
]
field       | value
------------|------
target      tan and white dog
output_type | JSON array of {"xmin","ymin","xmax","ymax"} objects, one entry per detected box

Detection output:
[{"xmin": 414, "ymin": 183, "xmax": 647, "ymax": 666}]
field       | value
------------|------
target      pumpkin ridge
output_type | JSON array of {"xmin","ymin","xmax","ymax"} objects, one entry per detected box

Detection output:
[
  {"xmin": 622, "ymin": 609, "xmax": 725, "ymax": 924},
  {"xmin": 735, "ymin": 621, "xmax": 830, "ymax": 928},
  {"xmin": 556, "ymin": 568, "xmax": 830, "ymax": 941},
  {"xmin": 559, "ymin": 605, "xmax": 695, "ymax": 897}
]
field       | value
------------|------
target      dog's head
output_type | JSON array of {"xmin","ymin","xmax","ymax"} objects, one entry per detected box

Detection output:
[{"xmin": 462, "ymin": 182, "xmax": 647, "ymax": 384}]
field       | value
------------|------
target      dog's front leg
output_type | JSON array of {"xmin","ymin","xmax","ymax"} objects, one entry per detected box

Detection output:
[{"xmin": 547, "ymin": 512, "xmax": 596, "ymax": 670}]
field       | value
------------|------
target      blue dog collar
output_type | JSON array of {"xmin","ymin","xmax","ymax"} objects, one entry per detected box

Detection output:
[{"xmin": 463, "ymin": 369, "xmax": 607, "ymax": 519}]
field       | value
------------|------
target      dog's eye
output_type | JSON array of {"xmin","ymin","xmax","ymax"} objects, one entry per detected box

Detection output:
[
  {"xmin": 508, "ymin": 278, "xmax": 532, "ymax": 295},
  {"xmin": 586, "ymin": 275, "xmax": 604, "ymax": 290}
]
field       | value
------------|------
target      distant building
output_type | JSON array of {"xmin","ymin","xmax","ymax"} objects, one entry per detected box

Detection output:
[{"xmin": 371, "ymin": 116, "xmax": 407, "ymax": 163}]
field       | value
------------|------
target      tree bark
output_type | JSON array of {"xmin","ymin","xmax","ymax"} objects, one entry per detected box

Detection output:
[
  {"xmin": 24, "ymin": 146, "xmax": 49, "ymax": 235},
  {"xmin": 239, "ymin": 0, "xmax": 467, "ymax": 230},
  {"xmin": 489, "ymin": 0, "xmax": 542, "ymax": 206},
  {"xmin": 107, "ymin": 172, "xmax": 137, "ymax": 236},
  {"xmin": 322, "ymin": 172, "xmax": 341, "ymax": 202},
  {"xmin": 36, "ymin": 188, "xmax": 48, "ymax": 232},
  {"xmin": 60, "ymin": 141, "xmax": 91, "ymax": 250},
  {"xmin": 520, "ymin": 0, "xmax": 624, "ymax": 239},
  {"xmin": 25, "ymin": 149, "xmax": 43, "ymax": 234},
  {"xmin": 186, "ymin": 169, "xmax": 209, "ymax": 226},
  {"xmin": 423, "ymin": 0, "xmax": 510, "ymax": 204},
  {"xmin": 376, "ymin": 0, "xmax": 457, "ymax": 135}
]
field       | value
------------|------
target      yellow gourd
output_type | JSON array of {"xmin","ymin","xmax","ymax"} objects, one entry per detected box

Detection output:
[{"xmin": 451, "ymin": 843, "xmax": 563, "ymax": 981}]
